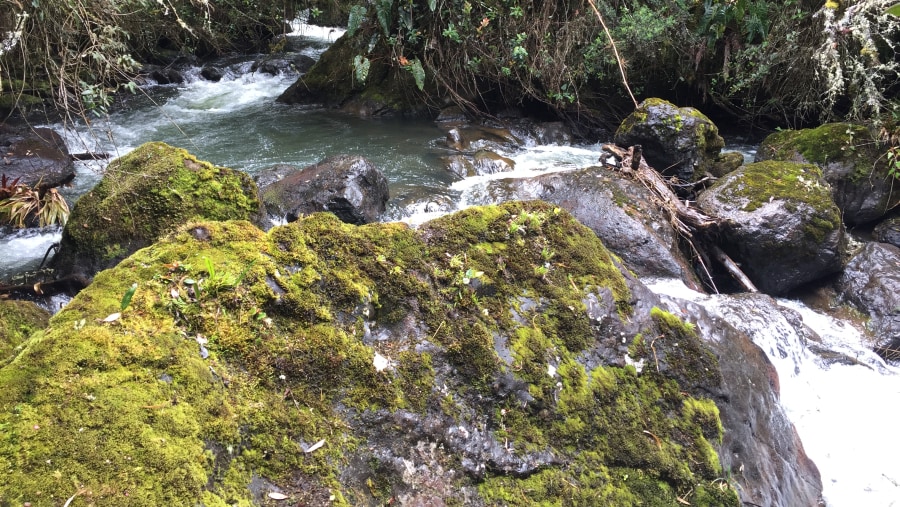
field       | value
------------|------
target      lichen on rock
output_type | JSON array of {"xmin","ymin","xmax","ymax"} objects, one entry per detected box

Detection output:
[{"xmin": 0, "ymin": 201, "xmax": 738, "ymax": 506}]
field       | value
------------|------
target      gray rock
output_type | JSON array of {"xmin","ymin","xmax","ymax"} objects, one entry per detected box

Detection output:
[
  {"xmin": 873, "ymin": 216, "xmax": 900, "ymax": 248},
  {"xmin": 651, "ymin": 291, "xmax": 825, "ymax": 507},
  {"xmin": 0, "ymin": 125, "xmax": 73, "ymax": 188},
  {"xmin": 697, "ymin": 161, "xmax": 846, "ymax": 295},
  {"xmin": 260, "ymin": 155, "xmax": 389, "ymax": 225},
  {"xmin": 836, "ymin": 242, "xmax": 900, "ymax": 361},
  {"xmin": 614, "ymin": 98, "xmax": 725, "ymax": 183}
]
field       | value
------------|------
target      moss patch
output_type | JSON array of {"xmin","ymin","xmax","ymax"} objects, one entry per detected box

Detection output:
[
  {"xmin": 0, "ymin": 300, "xmax": 50, "ymax": 367},
  {"xmin": 0, "ymin": 201, "xmax": 735, "ymax": 506},
  {"xmin": 54, "ymin": 141, "xmax": 263, "ymax": 274},
  {"xmin": 716, "ymin": 160, "xmax": 841, "ymax": 242}
]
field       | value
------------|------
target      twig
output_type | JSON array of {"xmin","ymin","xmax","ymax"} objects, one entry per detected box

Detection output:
[
  {"xmin": 586, "ymin": 0, "xmax": 639, "ymax": 109},
  {"xmin": 710, "ymin": 245, "xmax": 758, "ymax": 293}
]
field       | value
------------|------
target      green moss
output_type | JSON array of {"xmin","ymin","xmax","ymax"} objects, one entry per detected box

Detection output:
[
  {"xmin": 0, "ymin": 202, "xmax": 735, "ymax": 505},
  {"xmin": 56, "ymin": 142, "xmax": 262, "ymax": 272},
  {"xmin": 760, "ymin": 123, "xmax": 872, "ymax": 167},
  {"xmin": 717, "ymin": 160, "xmax": 841, "ymax": 243},
  {"xmin": 0, "ymin": 300, "xmax": 50, "ymax": 367}
]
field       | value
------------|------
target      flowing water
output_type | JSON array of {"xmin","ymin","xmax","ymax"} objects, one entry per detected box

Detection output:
[{"xmin": 2, "ymin": 22, "xmax": 897, "ymax": 507}]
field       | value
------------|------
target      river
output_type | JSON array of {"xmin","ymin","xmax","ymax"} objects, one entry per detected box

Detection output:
[{"xmin": 2, "ymin": 22, "xmax": 898, "ymax": 507}]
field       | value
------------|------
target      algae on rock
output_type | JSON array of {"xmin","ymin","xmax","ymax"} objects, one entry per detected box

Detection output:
[{"xmin": 0, "ymin": 201, "xmax": 737, "ymax": 506}]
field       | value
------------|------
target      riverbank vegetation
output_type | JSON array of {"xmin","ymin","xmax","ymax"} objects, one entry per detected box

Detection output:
[
  {"xmin": 0, "ymin": 0, "xmax": 294, "ymax": 120},
  {"xmin": 1, "ymin": 1, "xmax": 898, "ymax": 131}
]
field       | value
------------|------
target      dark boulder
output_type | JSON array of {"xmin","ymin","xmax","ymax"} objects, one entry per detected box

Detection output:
[
  {"xmin": 873, "ymin": 216, "xmax": 900, "ymax": 248},
  {"xmin": 0, "ymin": 125, "xmax": 73, "ymax": 188},
  {"xmin": 697, "ymin": 161, "xmax": 846, "ymax": 295},
  {"xmin": 835, "ymin": 242, "xmax": 900, "ymax": 361},
  {"xmin": 756, "ymin": 123, "xmax": 900, "ymax": 225},
  {"xmin": 200, "ymin": 66, "xmax": 224, "ymax": 82},
  {"xmin": 614, "ymin": 98, "xmax": 725, "ymax": 183},
  {"xmin": 260, "ymin": 155, "xmax": 389, "ymax": 225},
  {"xmin": 148, "ymin": 67, "xmax": 185, "ymax": 85}
]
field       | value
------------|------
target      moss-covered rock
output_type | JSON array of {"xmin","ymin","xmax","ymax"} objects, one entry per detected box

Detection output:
[
  {"xmin": 0, "ymin": 201, "xmax": 740, "ymax": 506},
  {"xmin": 277, "ymin": 33, "xmax": 432, "ymax": 118},
  {"xmin": 697, "ymin": 160, "xmax": 846, "ymax": 295},
  {"xmin": 52, "ymin": 142, "xmax": 265, "ymax": 278},
  {"xmin": 0, "ymin": 299, "xmax": 49, "ymax": 367},
  {"xmin": 756, "ymin": 123, "xmax": 900, "ymax": 225},
  {"xmin": 614, "ymin": 98, "xmax": 726, "ymax": 183}
]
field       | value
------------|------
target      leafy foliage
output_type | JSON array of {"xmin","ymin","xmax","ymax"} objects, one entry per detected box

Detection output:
[
  {"xmin": 0, "ymin": 0, "xmax": 295, "ymax": 118},
  {"xmin": 0, "ymin": 178, "xmax": 70, "ymax": 228}
]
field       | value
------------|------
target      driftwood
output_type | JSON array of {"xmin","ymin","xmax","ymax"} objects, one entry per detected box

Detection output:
[
  {"xmin": 0, "ymin": 274, "xmax": 90, "ymax": 299},
  {"xmin": 71, "ymin": 152, "xmax": 111, "ymax": 161},
  {"xmin": 601, "ymin": 143, "xmax": 758, "ymax": 293}
]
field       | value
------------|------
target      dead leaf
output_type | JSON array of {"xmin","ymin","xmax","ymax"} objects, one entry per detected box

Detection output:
[
  {"xmin": 267, "ymin": 492, "xmax": 288, "ymax": 500},
  {"xmin": 304, "ymin": 438, "xmax": 326, "ymax": 453},
  {"xmin": 101, "ymin": 312, "xmax": 121, "ymax": 323}
]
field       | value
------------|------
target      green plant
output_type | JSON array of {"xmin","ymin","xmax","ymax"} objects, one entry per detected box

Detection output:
[
  {"xmin": 0, "ymin": 178, "xmax": 70, "ymax": 228},
  {"xmin": 887, "ymin": 146, "xmax": 900, "ymax": 180}
]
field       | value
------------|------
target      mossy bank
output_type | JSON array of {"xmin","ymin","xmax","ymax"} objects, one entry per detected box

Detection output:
[{"xmin": 0, "ymin": 201, "xmax": 737, "ymax": 506}]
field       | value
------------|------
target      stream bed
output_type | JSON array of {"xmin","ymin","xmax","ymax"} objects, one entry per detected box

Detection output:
[{"xmin": 1, "ymin": 22, "xmax": 897, "ymax": 507}]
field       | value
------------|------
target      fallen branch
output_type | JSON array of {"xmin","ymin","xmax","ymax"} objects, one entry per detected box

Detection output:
[
  {"xmin": 71, "ymin": 152, "xmax": 110, "ymax": 161},
  {"xmin": 603, "ymin": 144, "xmax": 717, "ymax": 237},
  {"xmin": 0, "ymin": 274, "xmax": 91, "ymax": 298},
  {"xmin": 602, "ymin": 143, "xmax": 759, "ymax": 293},
  {"xmin": 710, "ymin": 245, "xmax": 758, "ymax": 293}
]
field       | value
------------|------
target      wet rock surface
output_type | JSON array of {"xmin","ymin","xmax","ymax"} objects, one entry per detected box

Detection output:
[
  {"xmin": 698, "ymin": 161, "xmax": 846, "ymax": 295},
  {"xmin": 259, "ymin": 155, "xmax": 389, "ymax": 225},
  {"xmin": 835, "ymin": 242, "xmax": 900, "ymax": 361},
  {"xmin": 0, "ymin": 125, "xmax": 73, "ymax": 187},
  {"xmin": 873, "ymin": 216, "xmax": 900, "ymax": 248}
]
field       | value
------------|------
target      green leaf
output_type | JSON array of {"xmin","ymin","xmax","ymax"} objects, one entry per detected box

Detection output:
[
  {"xmin": 428, "ymin": 0, "xmax": 437, "ymax": 11},
  {"xmin": 353, "ymin": 55, "xmax": 371, "ymax": 84},
  {"xmin": 347, "ymin": 5, "xmax": 367, "ymax": 37},
  {"xmin": 121, "ymin": 283, "xmax": 138, "ymax": 311},
  {"xmin": 408, "ymin": 58, "xmax": 425, "ymax": 91},
  {"xmin": 375, "ymin": 0, "xmax": 393, "ymax": 36},
  {"xmin": 887, "ymin": 3, "xmax": 900, "ymax": 16}
]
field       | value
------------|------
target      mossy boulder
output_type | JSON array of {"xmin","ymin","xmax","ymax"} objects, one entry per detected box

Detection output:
[
  {"xmin": 614, "ymin": 98, "xmax": 726, "ymax": 183},
  {"xmin": 277, "ymin": 33, "xmax": 432, "ymax": 117},
  {"xmin": 0, "ymin": 299, "xmax": 49, "ymax": 367},
  {"xmin": 697, "ymin": 161, "xmax": 846, "ymax": 295},
  {"xmin": 756, "ymin": 123, "xmax": 900, "ymax": 225},
  {"xmin": 0, "ymin": 201, "xmax": 742, "ymax": 506},
  {"xmin": 52, "ymin": 142, "xmax": 265, "ymax": 278}
]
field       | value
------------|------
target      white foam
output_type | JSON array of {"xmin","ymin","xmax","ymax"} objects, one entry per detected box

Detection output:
[{"xmin": 645, "ymin": 278, "xmax": 900, "ymax": 507}]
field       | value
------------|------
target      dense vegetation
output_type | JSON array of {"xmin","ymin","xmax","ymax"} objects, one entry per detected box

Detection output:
[
  {"xmin": 1, "ymin": 0, "xmax": 898, "ymax": 129},
  {"xmin": 0, "ymin": 0, "xmax": 296, "ymax": 120}
]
